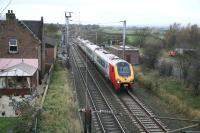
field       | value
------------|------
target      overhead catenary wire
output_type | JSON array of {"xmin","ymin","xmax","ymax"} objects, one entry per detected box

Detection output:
[
  {"xmin": 96, "ymin": 21, "xmax": 122, "ymax": 25},
  {"xmin": 70, "ymin": 18, "xmax": 122, "ymax": 26},
  {"xmin": 0, "ymin": 0, "xmax": 5, "ymax": 11},
  {"xmin": 0, "ymin": 0, "xmax": 13, "ymax": 17},
  {"xmin": 68, "ymin": 11, "xmax": 125, "ymax": 26}
]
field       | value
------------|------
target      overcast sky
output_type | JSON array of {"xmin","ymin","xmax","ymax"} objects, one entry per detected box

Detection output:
[{"xmin": 1, "ymin": 0, "xmax": 200, "ymax": 26}]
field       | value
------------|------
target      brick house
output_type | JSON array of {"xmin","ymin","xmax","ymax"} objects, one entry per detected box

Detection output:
[
  {"xmin": 0, "ymin": 10, "xmax": 45, "ymax": 95},
  {"xmin": 44, "ymin": 36, "xmax": 57, "ymax": 71},
  {"xmin": 109, "ymin": 45, "xmax": 140, "ymax": 65}
]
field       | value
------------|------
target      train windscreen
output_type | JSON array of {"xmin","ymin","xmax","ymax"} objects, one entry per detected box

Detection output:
[{"xmin": 117, "ymin": 62, "xmax": 131, "ymax": 77}]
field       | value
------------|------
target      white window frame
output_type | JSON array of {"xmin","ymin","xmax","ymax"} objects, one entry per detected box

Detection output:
[{"xmin": 9, "ymin": 38, "xmax": 18, "ymax": 53}]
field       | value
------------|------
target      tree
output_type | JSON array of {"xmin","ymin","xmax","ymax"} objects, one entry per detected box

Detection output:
[
  {"xmin": 135, "ymin": 27, "xmax": 152, "ymax": 48},
  {"xmin": 189, "ymin": 24, "xmax": 200, "ymax": 48},
  {"xmin": 176, "ymin": 53, "xmax": 192, "ymax": 83},
  {"xmin": 187, "ymin": 51, "xmax": 200, "ymax": 96},
  {"xmin": 158, "ymin": 61, "xmax": 173, "ymax": 76},
  {"xmin": 164, "ymin": 23, "xmax": 180, "ymax": 49},
  {"xmin": 45, "ymin": 23, "xmax": 59, "ymax": 34},
  {"xmin": 164, "ymin": 23, "xmax": 200, "ymax": 95},
  {"xmin": 189, "ymin": 62, "xmax": 200, "ymax": 96},
  {"xmin": 141, "ymin": 42, "xmax": 161, "ymax": 69}
]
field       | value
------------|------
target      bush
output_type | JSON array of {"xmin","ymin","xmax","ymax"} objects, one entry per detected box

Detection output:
[
  {"xmin": 13, "ymin": 103, "xmax": 37, "ymax": 133},
  {"xmin": 187, "ymin": 60, "xmax": 200, "ymax": 96},
  {"xmin": 135, "ymin": 71, "xmax": 158, "ymax": 92},
  {"xmin": 135, "ymin": 68, "xmax": 200, "ymax": 119},
  {"xmin": 158, "ymin": 61, "xmax": 173, "ymax": 76},
  {"xmin": 141, "ymin": 44, "xmax": 161, "ymax": 69}
]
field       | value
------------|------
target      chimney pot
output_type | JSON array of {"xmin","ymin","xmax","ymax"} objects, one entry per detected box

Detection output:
[{"xmin": 6, "ymin": 10, "xmax": 16, "ymax": 21}]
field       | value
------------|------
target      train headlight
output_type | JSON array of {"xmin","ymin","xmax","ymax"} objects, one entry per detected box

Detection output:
[
  {"xmin": 117, "ymin": 80, "xmax": 121, "ymax": 84},
  {"xmin": 130, "ymin": 80, "xmax": 134, "ymax": 84}
]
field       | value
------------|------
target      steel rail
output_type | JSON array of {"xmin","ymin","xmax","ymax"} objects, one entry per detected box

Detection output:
[
  {"xmin": 71, "ymin": 45, "xmax": 105, "ymax": 132},
  {"xmin": 73, "ymin": 44, "xmax": 126, "ymax": 133},
  {"xmin": 71, "ymin": 44, "xmax": 125, "ymax": 133},
  {"xmin": 73, "ymin": 39, "xmax": 168, "ymax": 132},
  {"xmin": 127, "ymin": 91, "xmax": 168, "ymax": 132}
]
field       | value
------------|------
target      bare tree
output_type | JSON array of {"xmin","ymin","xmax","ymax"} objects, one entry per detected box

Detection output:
[
  {"xmin": 141, "ymin": 42, "xmax": 161, "ymax": 69},
  {"xmin": 164, "ymin": 23, "xmax": 180, "ymax": 49},
  {"xmin": 167, "ymin": 24, "xmax": 200, "ymax": 96},
  {"xmin": 187, "ymin": 51, "xmax": 200, "ymax": 96},
  {"xmin": 176, "ymin": 53, "xmax": 192, "ymax": 83},
  {"xmin": 135, "ymin": 27, "xmax": 152, "ymax": 48}
]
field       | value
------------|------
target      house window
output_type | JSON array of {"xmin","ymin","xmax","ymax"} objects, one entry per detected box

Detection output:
[{"xmin": 9, "ymin": 39, "xmax": 18, "ymax": 53}]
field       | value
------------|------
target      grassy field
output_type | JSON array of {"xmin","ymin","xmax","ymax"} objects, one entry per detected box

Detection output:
[
  {"xmin": 127, "ymin": 35, "xmax": 138, "ymax": 45},
  {"xmin": 102, "ymin": 28, "xmax": 135, "ymax": 34},
  {"xmin": 0, "ymin": 117, "xmax": 18, "ymax": 133},
  {"xmin": 135, "ymin": 66, "xmax": 200, "ymax": 119},
  {"xmin": 38, "ymin": 63, "xmax": 81, "ymax": 133}
]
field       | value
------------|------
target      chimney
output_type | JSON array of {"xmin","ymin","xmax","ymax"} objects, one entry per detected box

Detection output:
[{"xmin": 6, "ymin": 10, "xmax": 16, "ymax": 21}]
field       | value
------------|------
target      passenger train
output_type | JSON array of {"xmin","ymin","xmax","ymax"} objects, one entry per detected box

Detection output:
[{"xmin": 77, "ymin": 37, "xmax": 134, "ymax": 91}]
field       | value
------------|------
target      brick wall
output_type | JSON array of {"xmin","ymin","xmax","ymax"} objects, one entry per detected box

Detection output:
[
  {"xmin": 109, "ymin": 47, "xmax": 140, "ymax": 64},
  {"xmin": 0, "ymin": 21, "xmax": 42, "ymax": 70},
  {"xmin": 45, "ymin": 48, "xmax": 54, "ymax": 64}
]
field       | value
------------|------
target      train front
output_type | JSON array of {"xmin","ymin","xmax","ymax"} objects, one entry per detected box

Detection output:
[{"xmin": 114, "ymin": 62, "xmax": 134, "ymax": 90}]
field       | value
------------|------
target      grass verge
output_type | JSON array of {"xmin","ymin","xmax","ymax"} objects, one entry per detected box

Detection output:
[
  {"xmin": 38, "ymin": 63, "xmax": 81, "ymax": 133},
  {"xmin": 0, "ymin": 117, "xmax": 18, "ymax": 133},
  {"xmin": 135, "ymin": 66, "xmax": 200, "ymax": 119}
]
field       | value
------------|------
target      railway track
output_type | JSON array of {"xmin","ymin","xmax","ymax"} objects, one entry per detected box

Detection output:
[
  {"xmin": 71, "ymin": 39, "xmax": 169, "ymax": 132},
  {"xmin": 71, "ymin": 43, "xmax": 125, "ymax": 133},
  {"xmin": 88, "ymin": 61, "xmax": 168, "ymax": 133},
  {"xmin": 70, "ymin": 45, "xmax": 103, "ymax": 132},
  {"xmin": 119, "ymin": 91, "xmax": 169, "ymax": 133}
]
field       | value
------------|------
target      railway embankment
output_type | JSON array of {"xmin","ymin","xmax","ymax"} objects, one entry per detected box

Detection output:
[
  {"xmin": 135, "ymin": 66, "xmax": 200, "ymax": 120},
  {"xmin": 37, "ymin": 62, "xmax": 81, "ymax": 132}
]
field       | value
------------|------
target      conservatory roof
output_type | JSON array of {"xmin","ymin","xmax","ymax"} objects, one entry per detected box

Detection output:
[{"xmin": 0, "ymin": 59, "xmax": 38, "ymax": 77}]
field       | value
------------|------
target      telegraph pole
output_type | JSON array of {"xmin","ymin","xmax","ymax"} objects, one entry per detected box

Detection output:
[
  {"xmin": 95, "ymin": 32, "xmax": 97, "ymax": 44},
  {"xmin": 122, "ymin": 20, "xmax": 126, "ymax": 60},
  {"xmin": 65, "ymin": 11, "xmax": 72, "ymax": 68}
]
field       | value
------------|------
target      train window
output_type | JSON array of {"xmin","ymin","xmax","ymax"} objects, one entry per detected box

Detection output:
[
  {"xmin": 86, "ymin": 48, "xmax": 92, "ymax": 54},
  {"xmin": 117, "ymin": 62, "xmax": 131, "ymax": 76},
  {"xmin": 97, "ymin": 56, "xmax": 106, "ymax": 68},
  {"xmin": 97, "ymin": 56, "xmax": 101, "ymax": 64},
  {"xmin": 101, "ymin": 60, "xmax": 105, "ymax": 68}
]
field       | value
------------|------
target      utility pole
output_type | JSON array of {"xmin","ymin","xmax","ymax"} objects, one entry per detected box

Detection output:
[
  {"xmin": 65, "ymin": 11, "xmax": 72, "ymax": 68},
  {"xmin": 95, "ymin": 32, "xmax": 97, "ymax": 44},
  {"xmin": 121, "ymin": 20, "xmax": 126, "ymax": 60}
]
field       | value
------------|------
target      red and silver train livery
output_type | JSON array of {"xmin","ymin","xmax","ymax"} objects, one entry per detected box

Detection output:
[{"xmin": 77, "ymin": 37, "xmax": 134, "ymax": 91}]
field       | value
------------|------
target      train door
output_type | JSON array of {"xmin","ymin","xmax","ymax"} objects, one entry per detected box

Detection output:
[
  {"xmin": 109, "ymin": 64, "xmax": 115, "ymax": 81},
  {"xmin": 109, "ymin": 64, "xmax": 120, "ymax": 89}
]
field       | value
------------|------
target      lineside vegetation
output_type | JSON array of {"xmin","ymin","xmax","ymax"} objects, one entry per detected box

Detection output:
[
  {"xmin": 135, "ymin": 66, "xmax": 200, "ymax": 119},
  {"xmin": 38, "ymin": 63, "xmax": 81, "ymax": 133}
]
